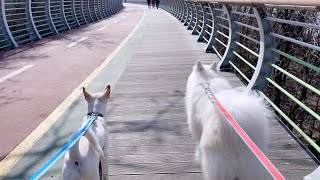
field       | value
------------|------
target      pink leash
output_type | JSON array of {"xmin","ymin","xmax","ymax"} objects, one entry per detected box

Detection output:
[{"xmin": 202, "ymin": 83, "xmax": 285, "ymax": 180}]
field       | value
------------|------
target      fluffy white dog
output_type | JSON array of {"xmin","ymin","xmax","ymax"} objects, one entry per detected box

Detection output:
[
  {"xmin": 185, "ymin": 61, "xmax": 272, "ymax": 180},
  {"xmin": 62, "ymin": 86, "xmax": 110, "ymax": 180}
]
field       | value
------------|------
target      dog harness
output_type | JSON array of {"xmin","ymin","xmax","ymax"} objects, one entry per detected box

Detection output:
[{"xmin": 87, "ymin": 112, "xmax": 104, "ymax": 118}]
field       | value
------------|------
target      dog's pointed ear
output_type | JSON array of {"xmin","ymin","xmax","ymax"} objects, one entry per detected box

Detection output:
[
  {"xmin": 196, "ymin": 61, "xmax": 203, "ymax": 71},
  {"xmin": 211, "ymin": 61, "xmax": 218, "ymax": 70},
  {"xmin": 83, "ymin": 87, "xmax": 92, "ymax": 101},
  {"xmin": 103, "ymin": 85, "xmax": 111, "ymax": 101}
]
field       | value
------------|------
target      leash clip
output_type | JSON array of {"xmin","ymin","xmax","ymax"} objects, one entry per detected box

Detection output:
[{"xmin": 201, "ymin": 82, "xmax": 210, "ymax": 91}]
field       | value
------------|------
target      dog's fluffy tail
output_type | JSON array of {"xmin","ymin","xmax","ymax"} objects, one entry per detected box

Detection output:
[{"xmin": 69, "ymin": 128, "xmax": 104, "ymax": 161}]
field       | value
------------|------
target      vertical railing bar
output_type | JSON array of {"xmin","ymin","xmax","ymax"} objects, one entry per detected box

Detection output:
[
  {"xmin": 183, "ymin": 2, "xmax": 189, "ymax": 25},
  {"xmin": 1, "ymin": 0, "xmax": 18, "ymax": 47},
  {"xmin": 87, "ymin": 0, "xmax": 94, "ymax": 22},
  {"xmin": 80, "ymin": 0, "xmax": 87, "ymax": 24},
  {"xmin": 192, "ymin": 2, "xmax": 201, "ymax": 35},
  {"xmin": 197, "ymin": 3, "xmax": 208, "ymax": 42},
  {"xmin": 179, "ymin": 0, "xmax": 184, "ymax": 21},
  {"xmin": 218, "ymin": 5, "xmax": 239, "ymax": 70},
  {"xmin": 28, "ymin": 0, "xmax": 42, "ymax": 39},
  {"xmin": 62, "ymin": 0, "xmax": 71, "ymax": 29},
  {"xmin": 72, "ymin": 0, "xmax": 81, "ymax": 26},
  {"xmin": 246, "ymin": 7, "xmax": 275, "ymax": 91},
  {"xmin": 205, "ymin": 3, "xmax": 216, "ymax": 52},
  {"xmin": 47, "ymin": 0, "xmax": 59, "ymax": 34},
  {"xmin": 103, "ymin": 0, "xmax": 109, "ymax": 17},
  {"xmin": 100, "ymin": 0, "xmax": 106, "ymax": 18},
  {"xmin": 97, "ymin": 0, "xmax": 103, "ymax": 19},
  {"xmin": 92, "ymin": 0, "xmax": 98, "ymax": 20}
]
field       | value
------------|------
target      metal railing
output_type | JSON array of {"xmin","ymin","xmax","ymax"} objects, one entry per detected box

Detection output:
[
  {"xmin": 0, "ymin": 0, "xmax": 124, "ymax": 51},
  {"xmin": 161, "ymin": 0, "xmax": 320, "ymax": 159}
]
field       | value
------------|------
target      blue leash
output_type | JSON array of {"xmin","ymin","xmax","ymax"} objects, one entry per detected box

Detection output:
[{"xmin": 29, "ymin": 115, "xmax": 97, "ymax": 180}]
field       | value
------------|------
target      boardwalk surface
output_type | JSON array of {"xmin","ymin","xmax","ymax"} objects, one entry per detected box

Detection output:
[
  {"xmin": 106, "ymin": 5, "xmax": 318, "ymax": 180},
  {"xmin": 2, "ymin": 4, "xmax": 318, "ymax": 180}
]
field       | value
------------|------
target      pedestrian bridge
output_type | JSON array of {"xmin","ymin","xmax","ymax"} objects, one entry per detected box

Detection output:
[{"xmin": 0, "ymin": 0, "xmax": 319, "ymax": 179}]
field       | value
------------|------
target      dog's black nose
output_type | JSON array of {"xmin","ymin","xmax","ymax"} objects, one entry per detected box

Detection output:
[{"xmin": 75, "ymin": 161, "xmax": 79, "ymax": 166}]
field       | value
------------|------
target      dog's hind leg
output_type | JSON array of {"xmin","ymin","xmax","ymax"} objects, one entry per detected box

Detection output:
[
  {"xmin": 189, "ymin": 119, "xmax": 202, "ymax": 162},
  {"xmin": 101, "ymin": 138, "xmax": 109, "ymax": 180},
  {"xmin": 200, "ymin": 148, "xmax": 238, "ymax": 180},
  {"xmin": 101, "ymin": 155, "xmax": 108, "ymax": 180}
]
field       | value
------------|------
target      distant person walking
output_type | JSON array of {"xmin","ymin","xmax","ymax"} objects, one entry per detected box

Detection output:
[
  {"xmin": 155, "ymin": 0, "xmax": 160, "ymax": 9},
  {"xmin": 147, "ymin": 0, "xmax": 150, "ymax": 8},
  {"xmin": 151, "ymin": 0, "xmax": 155, "ymax": 8}
]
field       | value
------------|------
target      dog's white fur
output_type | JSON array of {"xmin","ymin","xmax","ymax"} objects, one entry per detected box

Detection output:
[
  {"xmin": 62, "ymin": 86, "xmax": 110, "ymax": 180},
  {"xmin": 185, "ymin": 61, "xmax": 272, "ymax": 180}
]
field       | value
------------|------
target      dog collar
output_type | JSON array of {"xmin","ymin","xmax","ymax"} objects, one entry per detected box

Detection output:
[{"xmin": 87, "ymin": 112, "xmax": 104, "ymax": 118}]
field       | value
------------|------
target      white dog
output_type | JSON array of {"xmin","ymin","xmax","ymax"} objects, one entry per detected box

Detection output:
[
  {"xmin": 62, "ymin": 86, "xmax": 110, "ymax": 180},
  {"xmin": 185, "ymin": 61, "xmax": 272, "ymax": 180}
]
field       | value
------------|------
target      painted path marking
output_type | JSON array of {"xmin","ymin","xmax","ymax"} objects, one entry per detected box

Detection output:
[
  {"xmin": 67, "ymin": 37, "xmax": 88, "ymax": 48},
  {"xmin": 0, "ymin": 65, "xmax": 34, "ymax": 84}
]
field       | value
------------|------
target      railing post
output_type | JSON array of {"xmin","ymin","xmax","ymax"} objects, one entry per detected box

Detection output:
[
  {"xmin": 97, "ymin": 0, "xmax": 103, "ymax": 19},
  {"xmin": 87, "ymin": 0, "xmax": 94, "ymax": 22},
  {"xmin": 205, "ymin": 3, "xmax": 217, "ymax": 52},
  {"xmin": 184, "ymin": 2, "xmax": 190, "ymax": 26},
  {"xmin": 169, "ymin": 0, "xmax": 174, "ymax": 15},
  {"xmin": 175, "ymin": 0, "xmax": 179, "ymax": 17},
  {"xmin": 47, "ymin": 0, "xmax": 59, "ymax": 34},
  {"xmin": 177, "ymin": 0, "xmax": 183, "ymax": 21},
  {"xmin": 218, "ymin": 5, "xmax": 239, "ymax": 70},
  {"xmin": 111, "ymin": 0, "xmax": 116, "ymax": 14},
  {"xmin": 197, "ymin": 3, "xmax": 209, "ymax": 42},
  {"xmin": 105, "ymin": 0, "xmax": 110, "ymax": 17},
  {"xmin": 28, "ymin": 0, "xmax": 42, "ymax": 40},
  {"xmin": 109, "ymin": 0, "xmax": 113, "ymax": 15},
  {"xmin": 192, "ymin": 2, "xmax": 203, "ymax": 35},
  {"xmin": 62, "ymin": 0, "xmax": 71, "ymax": 29},
  {"xmin": 0, "ymin": 0, "xmax": 18, "ymax": 47},
  {"xmin": 163, "ymin": 0, "xmax": 168, "ymax": 11},
  {"xmin": 176, "ymin": 0, "xmax": 181, "ymax": 19},
  {"xmin": 100, "ymin": 0, "xmax": 106, "ymax": 18},
  {"xmin": 168, "ymin": 0, "xmax": 173, "ymax": 15},
  {"xmin": 101, "ymin": 0, "xmax": 106, "ymax": 17},
  {"xmin": 187, "ymin": 2, "xmax": 196, "ymax": 30},
  {"xmin": 90, "ymin": 0, "xmax": 97, "ymax": 20},
  {"xmin": 171, "ymin": 0, "xmax": 175, "ymax": 15},
  {"xmin": 181, "ymin": 1, "xmax": 187, "ymax": 23},
  {"xmin": 80, "ymin": 0, "xmax": 88, "ymax": 24},
  {"xmin": 247, "ymin": 7, "xmax": 276, "ymax": 91},
  {"xmin": 72, "ymin": 0, "xmax": 81, "ymax": 26}
]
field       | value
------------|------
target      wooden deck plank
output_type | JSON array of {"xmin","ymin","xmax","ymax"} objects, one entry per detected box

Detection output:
[
  {"xmin": 109, "ymin": 173, "xmax": 203, "ymax": 180},
  {"xmin": 107, "ymin": 5, "xmax": 318, "ymax": 180}
]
